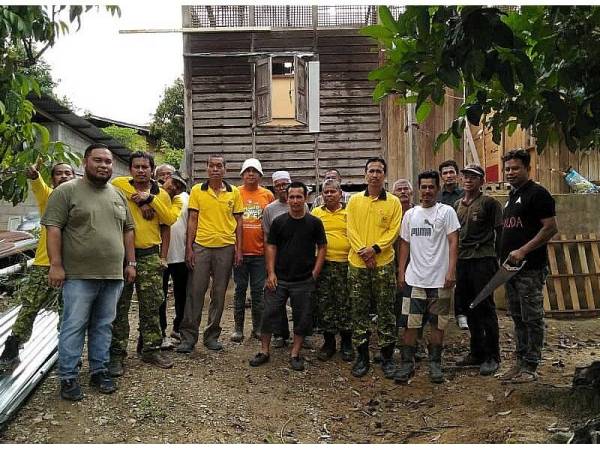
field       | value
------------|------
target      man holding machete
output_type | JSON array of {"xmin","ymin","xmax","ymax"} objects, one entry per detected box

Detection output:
[{"xmin": 498, "ymin": 149, "xmax": 557, "ymax": 384}]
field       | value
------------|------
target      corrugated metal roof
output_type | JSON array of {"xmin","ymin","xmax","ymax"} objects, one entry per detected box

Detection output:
[
  {"xmin": 29, "ymin": 94, "xmax": 132, "ymax": 161},
  {"xmin": 0, "ymin": 305, "xmax": 59, "ymax": 425}
]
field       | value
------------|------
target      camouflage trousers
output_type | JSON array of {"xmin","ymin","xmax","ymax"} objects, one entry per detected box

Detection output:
[
  {"xmin": 349, "ymin": 261, "xmax": 397, "ymax": 348},
  {"xmin": 506, "ymin": 267, "xmax": 548, "ymax": 370},
  {"xmin": 110, "ymin": 253, "xmax": 163, "ymax": 356},
  {"xmin": 12, "ymin": 265, "xmax": 61, "ymax": 343},
  {"xmin": 316, "ymin": 261, "xmax": 352, "ymax": 334}
]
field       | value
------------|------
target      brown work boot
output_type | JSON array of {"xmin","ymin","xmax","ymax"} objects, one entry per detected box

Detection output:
[
  {"xmin": 498, "ymin": 363, "xmax": 522, "ymax": 381},
  {"xmin": 141, "ymin": 351, "xmax": 173, "ymax": 369}
]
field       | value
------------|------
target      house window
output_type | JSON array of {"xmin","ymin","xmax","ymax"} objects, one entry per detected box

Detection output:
[{"xmin": 254, "ymin": 55, "xmax": 318, "ymax": 130}]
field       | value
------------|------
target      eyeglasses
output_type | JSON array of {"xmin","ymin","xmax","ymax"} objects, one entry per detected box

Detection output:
[{"xmin": 274, "ymin": 182, "xmax": 290, "ymax": 190}]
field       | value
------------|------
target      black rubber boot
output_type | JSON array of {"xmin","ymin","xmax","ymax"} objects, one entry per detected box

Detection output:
[
  {"xmin": 394, "ymin": 346, "xmax": 416, "ymax": 384},
  {"xmin": 428, "ymin": 344, "xmax": 444, "ymax": 384},
  {"xmin": 317, "ymin": 332, "xmax": 336, "ymax": 361},
  {"xmin": 380, "ymin": 344, "xmax": 396, "ymax": 379},
  {"xmin": 0, "ymin": 335, "xmax": 20, "ymax": 371},
  {"xmin": 340, "ymin": 331, "xmax": 354, "ymax": 362},
  {"xmin": 136, "ymin": 335, "xmax": 143, "ymax": 355},
  {"xmin": 351, "ymin": 343, "xmax": 370, "ymax": 378}
]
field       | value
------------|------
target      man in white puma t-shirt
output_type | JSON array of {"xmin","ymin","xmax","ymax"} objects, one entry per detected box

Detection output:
[{"xmin": 395, "ymin": 170, "xmax": 460, "ymax": 384}]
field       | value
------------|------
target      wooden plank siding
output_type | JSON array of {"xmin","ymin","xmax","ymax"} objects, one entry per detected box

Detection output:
[{"xmin": 185, "ymin": 28, "xmax": 382, "ymax": 186}]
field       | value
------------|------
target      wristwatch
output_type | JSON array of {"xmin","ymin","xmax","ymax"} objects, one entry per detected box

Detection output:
[{"xmin": 127, "ymin": 261, "xmax": 137, "ymax": 267}]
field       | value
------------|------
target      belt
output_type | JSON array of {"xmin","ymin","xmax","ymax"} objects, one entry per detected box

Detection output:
[{"xmin": 135, "ymin": 245, "xmax": 159, "ymax": 258}]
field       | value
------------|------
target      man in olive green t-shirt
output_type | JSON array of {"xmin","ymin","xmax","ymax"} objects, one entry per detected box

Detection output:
[{"xmin": 42, "ymin": 144, "xmax": 136, "ymax": 401}]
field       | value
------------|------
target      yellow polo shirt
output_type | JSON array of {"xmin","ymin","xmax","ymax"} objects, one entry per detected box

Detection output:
[
  {"xmin": 312, "ymin": 205, "xmax": 350, "ymax": 263},
  {"xmin": 188, "ymin": 181, "xmax": 244, "ymax": 248},
  {"xmin": 31, "ymin": 177, "xmax": 52, "ymax": 266},
  {"xmin": 111, "ymin": 176, "xmax": 182, "ymax": 249},
  {"xmin": 346, "ymin": 189, "xmax": 402, "ymax": 268}
]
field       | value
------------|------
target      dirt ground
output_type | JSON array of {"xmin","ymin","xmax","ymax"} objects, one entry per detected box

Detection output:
[{"xmin": 1, "ymin": 283, "xmax": 599, "ymax": 444}]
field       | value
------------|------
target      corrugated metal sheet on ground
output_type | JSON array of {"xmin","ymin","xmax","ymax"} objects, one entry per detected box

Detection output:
[{"xmin": 0, "ymin": 305, "xmax": 59, "ymax": 425}]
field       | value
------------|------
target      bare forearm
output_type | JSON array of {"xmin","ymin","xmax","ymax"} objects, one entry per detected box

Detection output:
[
  {"xmin": 123, "ymin": 229, "xmax": 136, "ymax": 263},
  {"xmin": 160, "ymin": 225, "xmax": 170, "ymax": 259},
  {"xmin": 265, "ymin": 244, "xmax": 276, "ymax": 276},
  {"xmin": 46, "ymin": 226, "xmax": 63, "ymax": 267},
  {"xmin": 398, "ymin": 239, "xmax": 409, "ymax": 275},
  {"xmin": 313, "ymin": 245, "xmax": 326, "ymax": 277},
  {"xmin": 235, "ymin": 214, "xmax": 243, "ymax": 252},
  {"xmin": 186, "ymin": 211, "xmax": 199, "ymax": 252},
  {"xmin": 448, "ymin": 232, "xmax": 458, "ymax": 274}
]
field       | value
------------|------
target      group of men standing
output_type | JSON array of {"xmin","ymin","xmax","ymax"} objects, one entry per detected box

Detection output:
[{"xmin": 0, "ymin": 144, "xmax": 557, "ymax": 401}]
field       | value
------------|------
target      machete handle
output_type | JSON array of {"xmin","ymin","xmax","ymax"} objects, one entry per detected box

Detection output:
[{"xmin": 501, "ymin": 257, "xmax": 526, "ymax": 272}]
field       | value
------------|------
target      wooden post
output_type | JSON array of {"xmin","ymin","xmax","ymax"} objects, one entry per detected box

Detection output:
[
  {"xmin": 250, "ymin": 32, "xmax": 256, "ymax": 158},
  {"xmin": 182, "ymin": 6, "xmax": 195, "ymax": 181}
]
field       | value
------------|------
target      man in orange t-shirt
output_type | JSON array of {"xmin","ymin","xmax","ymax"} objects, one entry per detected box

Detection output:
[{"xmin": 231, "ymin": 158, "xmax": 275, "ymax": 342}]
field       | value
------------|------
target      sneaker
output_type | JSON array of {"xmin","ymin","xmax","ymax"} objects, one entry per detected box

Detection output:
[
  {"xmin": 107, "ymin": 356, "xmax": 124, "ymax": 377},
  {"xmin": 89, "ymin": 371, "xmax": 117, "ymax": 394},
  {"xmin": 250, "ymin": 330, "xmax": 260, "ymax": 340},
  {"xmin": 170, "ymin": 330, "xmax": 182, "ymax": 342},
  {"xmin": 230, "ymin": 331, "xmax": 244, "ymax": 343},
  {"xmin": 480, "ymin": 359, "xmax": 500, "ymax": 376},
  {"xmin": 175, "ymin": 342, "xmax": 194, "ymax": 354},
  {"xmin": 60, "ymin": 378, "xmax": 83, "ymax": 401},
  {"xmin": 249, "ymin": 352, "xmax": 270, "ymax": 367},
  {"xmin": 498, "ymin": 364, "xmax": 522, "ymax": 381},
  {"xmin": 456, "ymin": 315, "xmax": 469, "ymax": 330},
  {"xmin": 506, "ymin": 369, "xmax": 538, "ymax": 384},
  {"xmin": 204, "ymin": 340, "xmax": 224, "ymax": 352},
  {"xmin": 272, "ymin": 336, "xmax": 286, "ymax": 348},
  {"xmin": 0, "ymin": 335, "xmax": 20, "ymax": 372},
  {"xmin": 290, "ymin": 355, "xmax": 305, "ymax": 371},
  {"xmin": 141, "ymin": 351, "xmax": 174, "ymax": 369},
  {"xmin": 456, "ymin": 353, "xmax": 483, "ymax": 367},
  {"xmin": 161, "ymin": 336, "xmax": 175, "ymax": 350}
]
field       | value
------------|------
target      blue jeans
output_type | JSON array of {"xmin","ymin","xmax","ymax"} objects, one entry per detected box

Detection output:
[
  {"xmin": 233, "ymin": 255, "xmax": 266, "ymax": 334},
  {"xmin": 59, "ymin": 279, "xmax": 123, "ymax": 380}
]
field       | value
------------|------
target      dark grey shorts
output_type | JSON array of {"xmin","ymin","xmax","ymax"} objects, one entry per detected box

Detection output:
[{"xmin": 261, "ymin": 277, "xmax": 316, "ymax": 337}]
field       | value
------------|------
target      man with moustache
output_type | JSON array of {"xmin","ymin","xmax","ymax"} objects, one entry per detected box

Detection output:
[
  {"xmin": 454, "ymin": 165, "xmax": 503, "ymax": 376},
  {"xmin": 396, "ymin": 170, "xmax": 460, "ymax": 384},
  {"xmin": 42, "ymin": 143, "xmax": 136, "ymax": 400},
  {"xmin": 261, "ymin": 170, "xmax": 308, "ymax": 347},
  {"xmin": 312, "ymin": 179, "xmax": 353, "ymax": 362},
  {"xmin": 176, "ymin": 155, "xmax": 244, "ymax": 354},
  {"xmin": 347, "ymin": 157, "xmax": 402, "ymax": 378},
  {"xmin": 250, "ymin": 181, "xmax": 326, "ymax": 371},
  {"xmin": 231, "ymin": 158, "xmax": 274, "ymax": 343},
  {"xmin": 0, "ymin": 162, "xmax": 75, "ymax": 371},
  {"xmin": 498, "ymin": 149, "xmax": 557, "ymax": 383},
  {"xmin": 159, "ymin": 171, "xmax": 189, "ymax": 348},
  {"xmin": 109, "ymin": 151, "xmax": 181, "ymax": 375}
]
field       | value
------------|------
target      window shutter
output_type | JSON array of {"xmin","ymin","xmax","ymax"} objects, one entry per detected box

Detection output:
[
  {"xmin": 294, "ymin": 56, "xmax": 308, "ymax": 125},
  {"xmin": 255, "ymin": 56, "xmax": 272, "ymax": 125}
]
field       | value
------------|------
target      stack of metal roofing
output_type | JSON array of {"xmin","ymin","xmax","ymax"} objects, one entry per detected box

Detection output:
[{"xmin": 0, "ymin": 306, "xmax": 59, "ymax": 425}]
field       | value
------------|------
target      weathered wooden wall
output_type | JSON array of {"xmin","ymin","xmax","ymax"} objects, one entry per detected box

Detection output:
[
  {"xmin": 385, "ymin": 94, "xmax": 600, "ymax": 194},
  {"xmin": 385, "ymin": 90, "xmax": 464, "ymax": 186},
  {"xmin": 185, "ymin": 29, "xmax": 381, "ymax": 187}
]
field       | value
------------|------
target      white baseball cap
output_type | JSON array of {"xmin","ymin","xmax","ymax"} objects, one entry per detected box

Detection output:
[{"xmin": 240, "ymin": 158, "xmax": 263, "ymax": 176}]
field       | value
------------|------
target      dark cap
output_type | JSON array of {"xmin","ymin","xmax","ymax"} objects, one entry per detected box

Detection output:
[
  {"xmin": 171, "ymin": 171, "xmax": 188, "ymax": 190},
  {"xmin": 461, "ymin": 164, "xmax": 485, "ymax": 178}
]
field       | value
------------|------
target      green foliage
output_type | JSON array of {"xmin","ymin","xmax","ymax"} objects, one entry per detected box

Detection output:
[
  {"xmin": 150, "ymin": 78, "xmax": 184, "ymax": 151},
  {"xmin": 0, "ymin": 5, "xmax": 120, "ymax": 205},
  {"xmin": 155, "ymin": 144, "xmax": 183, "ymax": 170},
  {"xmin": 363, "ymin": 5, "xmax": 600, "ymax": 153},
  {"xmin": 103, "ymin": 125, "xmax": 147, "ymax": 152}
]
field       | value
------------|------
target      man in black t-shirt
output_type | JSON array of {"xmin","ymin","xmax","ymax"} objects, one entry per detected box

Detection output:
[
  {"xmin": 249, "ymin": 181, "xmax": 327, "ymax": 371},
  {"xmin": 498, "ymin": 149, "xmax": 558, "ymax": 384}
]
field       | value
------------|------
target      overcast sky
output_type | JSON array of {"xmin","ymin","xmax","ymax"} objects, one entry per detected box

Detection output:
[{"xmin": 44, "ymin": 3, "xmax": 183, "ymax": 126}]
